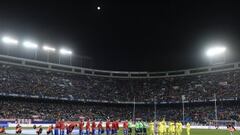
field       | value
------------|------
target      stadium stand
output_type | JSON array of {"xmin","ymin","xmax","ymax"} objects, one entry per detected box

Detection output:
[
  {"xmin": 1, "ymin": 97, "xmax": 240, "ymax": 125},
  {"xmin": 1, "ymin": 55, "xmax": 240, "ymax": 124},
  {"xmin": 0, "ymin": 63, "xmax": 239, "ymax": 102}
]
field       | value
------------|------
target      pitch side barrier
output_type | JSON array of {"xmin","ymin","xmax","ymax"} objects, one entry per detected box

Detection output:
[{"xmin": 0, "ymin": 54, "xmax": 239, "ymax": 78}]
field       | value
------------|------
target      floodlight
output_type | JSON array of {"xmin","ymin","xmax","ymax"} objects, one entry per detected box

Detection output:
[
  {"xmin": 60, "ymin": 48, "xmax": 72, "ymax": 55},
  {"xmin": 206, "ymin": 46, "xmax": 226, "ymax": 57},
  {"xmin": 1, "ymin": 36, "xmax": 19, "ymax": 45},
  {"xmin": 23, "ymin": 41, "xmax": 38, "ymax": 49},
  {"xmin": 43, "ymin": 45, "xmax": 56, "ymax": 52}
]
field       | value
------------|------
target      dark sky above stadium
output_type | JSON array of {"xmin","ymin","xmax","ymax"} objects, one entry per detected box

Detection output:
[{"xmin": 0, "ymin": 0, "xmax": 240, "ymax": 71}]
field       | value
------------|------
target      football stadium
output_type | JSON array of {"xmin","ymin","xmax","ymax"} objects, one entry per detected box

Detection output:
[
  {"xmin": 1, "ymin": 54, "xmax": 240, "ymax": 135},
  {"xmin": 1, "ymin": 1, "xmax": 240, "ymax": 135}
]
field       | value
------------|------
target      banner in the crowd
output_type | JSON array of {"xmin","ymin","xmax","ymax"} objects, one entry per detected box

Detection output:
[
  {"xmin": 16, "ymin": 119, "xmax": 32, "ymax": 124},
  {"xmin": 0, "ymin": 118, "xmax": 15, "ymax": 121},
  {"xmin": 0, "ymin": 121, "xmax": 8, "ymax": 127}
]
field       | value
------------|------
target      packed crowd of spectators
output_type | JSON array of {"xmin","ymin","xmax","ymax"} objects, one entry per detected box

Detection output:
[
  {"xmin": 0, "ymin": 64, "xmax": 240, "ymax": 102},
  {"xmin": 1, "ymin": 99, "xmax": 240, "ymax": 125},
  {"xmin": 0, "ymin": 99, "xmax": 129, "ymax": 121},
  {"xmin": 1, "ymin": 63, "xmax": 240, "ymax": 124}
]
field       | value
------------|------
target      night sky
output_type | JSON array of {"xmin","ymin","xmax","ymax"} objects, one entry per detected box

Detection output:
[{"xmin": 0, "ymin": 0, "xmax": 240, "ymax": 71}]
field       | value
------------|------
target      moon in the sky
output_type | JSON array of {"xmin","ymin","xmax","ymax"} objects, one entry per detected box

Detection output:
[{"xmin": 97, "ymin": 6, "xmax": 101, "ymax": 10}]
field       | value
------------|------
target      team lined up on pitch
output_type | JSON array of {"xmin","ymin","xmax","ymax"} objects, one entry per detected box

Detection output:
[{"xmin": 0, "ymin": 118, "xmax": 191, "ymax": 135}]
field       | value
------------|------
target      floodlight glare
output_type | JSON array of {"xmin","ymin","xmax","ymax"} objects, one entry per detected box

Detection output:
[
  {"xmin": 2, "ymin": 36, "xmax": 19, "ymax": 45},
  {"xmin": 60, "ymin": 48, "xmax": 72, "ymax": 55},
  {"xmin": 43, "ymin": 45, "xmax": 56, "ymax": 52},
  {"xmin": 206, "ymin": 46, "xmax": 226, "ymax": 57},
  {"xmin": 23, "ymin": 41, "xmax": 38, "ymax": 49}
]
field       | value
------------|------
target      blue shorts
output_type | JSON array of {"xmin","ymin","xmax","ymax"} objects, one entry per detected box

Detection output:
[
  {"xmin": 60, "ymin": 130, "xmax": 64, "ymax": 135},
  {"xmin": 106, "ymin": 129, "xmax": 111, "ymax": 135},
  {"xmin": 79, "ymin": 129, "xmax": 83, "ymax": 135},
  {"xmin": 98, "ymin": 129, "xmax": 102, "ymax": 135},
  {"xmin": 67, "ymin": 129, "xmax": 70, "ymax": 134},
  {"xmin": 54, "ymin": 129, "xmax": 59, "ymax": 135},
  {"xmin": 112, "ymin": 130, "xmax": 117, "ymax": 134},
  {"xmin": 86, "ymin": 130, "xmax": 90, "ymax": 135},
  {"xmin": 92, "ymin": 129, "xmax": 96, "ymax": 135},
  {"xmin": 124, "ymin": 129, "xmax": 128, "ymax": 135}
]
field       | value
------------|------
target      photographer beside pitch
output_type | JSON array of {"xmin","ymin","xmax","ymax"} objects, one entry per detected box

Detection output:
[
  {"xmin": 0, "ymin": 126, "xmax": 6, "ymax": 134},
  {"xmin": 227, "ymin": 123, "xmax": 236, "ymax": 135}
]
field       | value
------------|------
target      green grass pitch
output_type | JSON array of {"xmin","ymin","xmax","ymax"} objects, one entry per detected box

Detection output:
[
  {"xmin": 131, "ymin": 129, "xmax": 230, "ymax": 135},
  {"xmin": 180, "ymin": 129, "xmax": 232, "ymax": 135}
]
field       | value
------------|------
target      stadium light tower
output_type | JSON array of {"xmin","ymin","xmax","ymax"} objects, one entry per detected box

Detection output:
[
  {"xmin": 1, "ymin": 36, "xmax": 19, "ymax": 45},
  {"xmin": 206, "ymin": 46, "xmax": 226, "ymax": 57},
  {"xmin": 43, "ymin": 45, "xmax": 56, "ymax": 62},
  {"xmin": 43, "ymin": 45, "xmax": 56, "ymax": 52},
  {"xmin": 23, "ymin": 41, "xmax": 38, "ymax": 59},
  {"xmin": 214, "ymin": 93, "xmax": 218, "ymax": 127},
  {"xmin": 60, "ymin": 48, "xmax": 72, "ymax": 55},
  {"xmin": 182, "ymin": 95, "xmax": 185, "ymax": 125},
  {"xmin": 23, "ymin": 41, "xmax": 38, "ymax": 49},
  {"xmin": 1, "ymin": 36, "xmax": 19, "ymax": 55},
  {"xmin": 59, "ymin": 48, "xmax": 73, "ymax": 65},
  {"xmin": 206, "ymin": 44, "xmax": 226, "ymax": 65}
]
